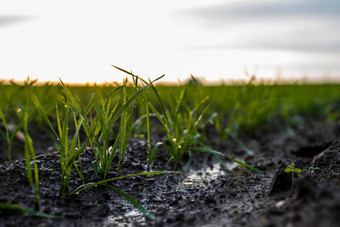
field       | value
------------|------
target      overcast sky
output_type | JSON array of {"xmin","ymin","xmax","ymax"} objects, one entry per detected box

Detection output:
[{"xmin": 1, "ymin": 0, "xmax": 340, "ymax": 84}]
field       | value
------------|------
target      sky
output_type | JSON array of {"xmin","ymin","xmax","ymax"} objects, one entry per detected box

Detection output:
[{"xmin": 1, "ymin": 0, "xmax": 340, "ymax": 84}]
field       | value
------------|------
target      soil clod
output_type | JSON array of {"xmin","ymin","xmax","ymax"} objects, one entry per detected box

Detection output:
[{"xmin": 268, "ymin": 162, "xmax": 292, "ymax": 195}]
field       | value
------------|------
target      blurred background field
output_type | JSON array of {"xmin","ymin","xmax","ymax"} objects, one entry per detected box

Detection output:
[{"xmin": 1, "ymin": 78, "xmax": 339, "ymax": 162}]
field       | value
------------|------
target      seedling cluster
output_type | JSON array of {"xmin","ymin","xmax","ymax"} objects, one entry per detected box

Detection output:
[{"xmin": 0, "ymin": 68, "xmax": 340, "ymax": 219}]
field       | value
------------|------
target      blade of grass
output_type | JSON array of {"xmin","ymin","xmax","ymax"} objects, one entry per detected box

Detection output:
[
  {"xmin": 183, "ymin": 150, "xmax": 193, "ymax": 172},
  {"xmin": 0, "ymin": 108, "xmax": 11, "ymax": 162},
  {"xmin": 147, "ymin": 142, "xmax": 163, "ymax": 171},
  {"xmin": 71, "ymin": 171, "xmax": 181, "ymax": 194},
  {"xmin": 59, "ymin": 79, "xmax": 81, "ymax": 115},
  {"xmin": 0, "ymin": 203, "xmax": 58, "ymax": 218},
  {"xmin": 6, "ymin": 109, "xmax": 36, "ymax": 163},
  {"xmin": 31, "ymin": 94, "xmax": 58, "ymax": 138},
  {"xmin": 71, "ymin": 171, "xmax": 180, "ymax": 220},
  {"xmin": 23, "ymin": 102, "xmax": 40, "ymax": 210},
  {"xmin": 106, "ymin": 85, "xmax": 125, "ymax": 100},
  {"xmin": 192, "ymin": 147, "xmax": 263, "ymax": 173},
  {"xmin": 117, "ymin": 98, "xmax": 136, "ymax": 173},
  {"xmin": 144, "ymin": 89, "xmax": 152, "ymax": 171},
  {"xmin": 225, "ymin": 128, "xmax": 254, "ymax": 156},
  {"xmin": 224, "ymin": 155, "xmax": 263, "ymax": 174},
  {"xmin": 100, "ymin": 183, "xmax": 156, "ymax": 220},
  {"xmin": 108, "ymin": 74, "xmax": 165, "ymax": 127}
]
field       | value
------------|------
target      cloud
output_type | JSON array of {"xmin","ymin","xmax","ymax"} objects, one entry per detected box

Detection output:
[
  {"xmin": 175, "ymin": 0, "xmax": 340, "ymax": 54},
  {"xmin": 0, "ymin": 16, "xmax": 36, "ymax": 28},
  {"xmin": 185, "ymin": 40, "xmax": 340, "ymax": 54},
  {"xmin": 183, "ymin": 25, "xmax": 340, "ymax": 54},
  {"xmin": 182, "ymin": 0, "xmax": 340, "ymax": 21}
]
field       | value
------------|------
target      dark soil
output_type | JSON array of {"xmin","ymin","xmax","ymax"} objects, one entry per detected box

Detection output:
[{"xmin": 1, "ymin": 119, "xmax": 340, "ymax": 227}]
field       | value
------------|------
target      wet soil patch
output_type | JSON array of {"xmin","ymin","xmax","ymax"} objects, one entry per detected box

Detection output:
[{"xmin": 0, "ymin": 119, "xmax": 340, "ymax": 226}]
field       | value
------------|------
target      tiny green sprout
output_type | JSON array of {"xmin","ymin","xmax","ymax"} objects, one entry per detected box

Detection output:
[
  {"xmin": 284, "ymin": 163, "xmax": 301, "ymax": 190},
  {"xmin": 309, "ymin": 166, "xmax": 320, "ymax": 174}
]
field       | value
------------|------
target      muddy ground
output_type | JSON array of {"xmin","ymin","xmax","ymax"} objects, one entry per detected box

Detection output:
[{"xmin": 0, "ymin": 118, "xmax": 340, "ymax": 227}]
